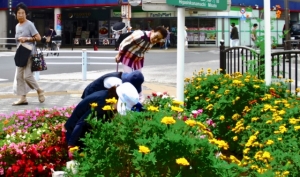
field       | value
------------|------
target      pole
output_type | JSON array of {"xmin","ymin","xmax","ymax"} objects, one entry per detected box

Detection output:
[
  {"xmin": 284, "ymin": 0, "xmax": 291, "ymax": 50},
  {"xmin": 176, "ymin": 8, "xmax": 185, "ymax": 101},
  {"xmin": 82, "ymin": 49, "xmax": 87, "ymax": 81},
  {"xmin": 264, "ymin": 0, "xmax": 271, "ymax": 85}
]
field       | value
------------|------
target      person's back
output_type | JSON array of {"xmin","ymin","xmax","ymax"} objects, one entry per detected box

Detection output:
[{"xmin": 230, "ymin": 23, "xmax": 239, "ymax": 47}]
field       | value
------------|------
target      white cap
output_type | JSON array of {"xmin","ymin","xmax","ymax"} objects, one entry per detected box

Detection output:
[
  {"xmin": 103, "ymin": 77, "xmax": 122, "ymax": 89},
  {"xmin": 116, "ymin": 82, "xmax": 139, "ymax": 115}
]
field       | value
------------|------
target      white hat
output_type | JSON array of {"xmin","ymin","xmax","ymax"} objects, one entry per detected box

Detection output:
[
  {"xmin": 116, "ymin": 82, "xmax": 139, "ymax": 115},
  {"xmin": 103, "ymin": 77, "xmax": 122, "ymax": 89}
]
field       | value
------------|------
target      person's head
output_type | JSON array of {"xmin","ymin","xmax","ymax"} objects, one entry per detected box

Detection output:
[
  {"xmin": 253, "ymin": 23, "xmax": 258, "ymax": 28},
  {"xmin": 116, "ymin": 82, "xmax": 140, "ymax": 115},
  {"xmin": 150, "ymin": 26, "xmax": 168, "ymax": 44},
  {"xmin": 231, "ymin": 23, "xmax": 235, "ymax": 27},
  {"xmin": 15, "ymin": 2, "xmax": 29, "ymax": 22},
  {"xmin": 121, "ymin": 71, "xmax": 144, "ymax": 93}
]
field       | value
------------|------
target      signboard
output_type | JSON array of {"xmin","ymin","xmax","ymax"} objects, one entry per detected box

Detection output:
[
  {"xmin": 142, "ymin": 0, "xmax": 176, "ymax": 11},
  {"xmin": 166, "ymin": 0, "xmax": 227, "ymax": 10},
  {"xmin": 240, "ymin": 7, "xmax": 246, "ymax": 14}
]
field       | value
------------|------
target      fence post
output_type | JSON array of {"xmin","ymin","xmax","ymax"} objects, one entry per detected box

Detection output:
[
  {"xmin": 219, "ymin": 40, "xmax": 226, "ymax": 74},
  {"xmin": 82, "ymin": 49, "xmax": 87, "ymax": 81}
]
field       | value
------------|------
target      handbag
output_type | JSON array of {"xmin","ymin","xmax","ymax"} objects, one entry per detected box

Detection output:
[
  {"xmin": 31, "ymin": 48, "xmax": 47, "ymax": 72},
  {"xmin": 14, "ymin": 43, "xmax": 32, "ymax": 67}
]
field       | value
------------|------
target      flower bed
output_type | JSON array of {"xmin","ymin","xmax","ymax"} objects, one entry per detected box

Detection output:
[
  {"xmin": 1, "ymin": 70, "xmax": 299, "ymax": 177},
  {"xmin": 0, "ymin": 107, "xmax": 74, "ymax": 176}
]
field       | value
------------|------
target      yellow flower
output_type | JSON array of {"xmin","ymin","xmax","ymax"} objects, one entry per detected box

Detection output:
[
  {"xmin": 244, "ymin": 78, "xmax": 250, "ymax": 82},
  {"xmin": 296, "ymin": 88, "xmax": 300, "ymax": 93},
  {"xmin": 105, "ymin": 97, "xmax": 117, "ymax": 104},
  {"xmin": 195, "ymin": 96, "xmax": 199, "ymax": 100},
  {"xmin": 289, "ymin": 118, "xmax": 298, "ymax": 124},
  {"xmin": 266, "ymin": 120, "xmax": 272, "ymax": 124},
  {"xmin": 138, "ymin": 146, "xmax": 150, "ymax": 154},
  {"xmin": 69, "ymin": 146, "xmax": 79, "ymax": 153},
  {"xmin": 171, "ymin": 106, "xmax": 183, "ymax": 112},
  {"xmin": 147, "ymin": 106, "xmax": 159, "ymax": 112},
  {"xmin": 232, "ymin": 113, "xmax": 241, "ymax": 120},
  {"xmin": 79, "ymin": 153, "xmax": 85, "ymax": 157},
  {"xmin": 233, "ymin": 136, "xmax": 238, "ymax": 141},
  {"xmin": 253, "ymin": 85, "xmax": 260, "ymax": 89},
  {"xmin": 278, "ymin": 110, "xmax": 286, "ymax": 115},
  {"xmin": 235, "ymin": 96, "xmax": 240, "ymax": 101},
  {"xmin": 243, "ymin": 148, "xmax": 250, "ymax": 154},
  {"xmin": 172, "ymin": 100, "xmax": 184, "ymax": 105},
  {"xmin": 294, "ymin": 126, "xmax": 300, "ymax": 131},
  {"xmin": 102, "ymin": 105, "xmax": 113, "ymax": 111},
  {"xmin": 282, "ymin": 171, "xmax": 290, "ymax": 175},
  {"xmin": 161, "ymin": 117, "xmax": 176, "ymax": 125},
  {"xmin": 219, "ymin": 115, "xmax": 225, "ymax": 121},
  {"xmin": 210, "ymin": 91, "xmax": 215, "ymax": 95},
  {"xmin": 206, "ymin": 104, "xmax": 214, "ymax": 111},
  {"xmin": 262, "ymin": 151, "xmax": 271, "ymax": 159},
  {"xmin": 266, "ymin": 140, "xmax": 274, "ymax": 145},
  {"xmin": 279, "ymin": 125, "xmax": 287, "ymax": 133},
  {"xmin": 176, "ymin": 157, "xmax": 190, "ymax": 166},
  {"xmin": 224, "ymin": 90, "xmax": 230, "ymax": 95},
  {"xmin": 213, "ymin": 86, "xmax": 218, "ymax": 89},
  {"xmin": 251, "ymin": 117, "xmax": 259, "ymax": 122},
  {"xmin": 278, "ymin": 137, "xmax": 282, "ymax": 141},
  {"xmin": 185, "ymin": 120, "xmax": 197, "ymax": 127},
  {"xmin": 90, "ymin": 103, "xmax": 98, "ymax": 108}
]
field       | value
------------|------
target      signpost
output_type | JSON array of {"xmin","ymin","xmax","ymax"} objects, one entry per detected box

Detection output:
[{"xmin": 166, "ymin": 0, "xmax": 227, "ymax": 10}]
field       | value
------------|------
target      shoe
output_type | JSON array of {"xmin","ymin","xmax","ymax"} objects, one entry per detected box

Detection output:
[
  {"xmin": 12, "ymin": 100, "xmax": 28, "ymax": 106},
  {"xmin": 37, "ymin": 89, "xmax": 45, "ymax": 103}
]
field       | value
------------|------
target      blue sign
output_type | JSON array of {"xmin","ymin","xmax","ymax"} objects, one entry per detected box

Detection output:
[{"xmin": 240, "ymin": 14, "xmax": 246, "ymax": 21}]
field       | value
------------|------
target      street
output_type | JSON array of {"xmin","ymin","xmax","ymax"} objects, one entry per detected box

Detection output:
[{"xmin": 0, "ymin": 47, "xmax": 220, "ymax": 83}]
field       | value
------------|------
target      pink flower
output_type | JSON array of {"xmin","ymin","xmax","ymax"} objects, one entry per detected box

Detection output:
[{"xmin": 206, "ymin": 119, "xmax": 216, "ymax": 127}]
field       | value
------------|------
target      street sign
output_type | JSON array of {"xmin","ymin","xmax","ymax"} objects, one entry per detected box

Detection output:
[
  {"xmin": 166, "ymin": 0, "xmax": 227, "ymax": 10},
  {"xmin": 128, "ymin": 0, "xmax": 141, "ymax": 6},
  {"xmin": 240, "ymin": 7, "xmax": 246, "ymax": 14}
]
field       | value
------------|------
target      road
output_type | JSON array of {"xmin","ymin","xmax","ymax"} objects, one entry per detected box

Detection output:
[{"xmin": 0, "ymin": 47, "xmax": 221, "ymax": 83}]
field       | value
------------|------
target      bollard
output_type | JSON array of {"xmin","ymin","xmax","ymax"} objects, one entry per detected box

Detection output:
[
  {"xmin": 219, "ymin": 40, "xmax": 226, "ymax": 74},
  {"xmin": 82, "ymin": 49, "xmax": 87, "ymax": 81}
]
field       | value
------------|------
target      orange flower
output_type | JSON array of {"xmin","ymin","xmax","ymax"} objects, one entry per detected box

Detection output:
[
  {"xmin": 246, "ymin": 14, "xmax": 250, "ymax": 18},
  {"xmin": 3, "ymin": 119, "xmax": 9, "ymax": 125}
]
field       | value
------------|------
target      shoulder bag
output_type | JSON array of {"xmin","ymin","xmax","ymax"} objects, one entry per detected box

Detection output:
[
  {"xmin": 31, "ymin": 42, "xmax": 47, "ymax": 72},
  {"xmin": 14, "ymin": 43, "xmax": 32, "ymax": 67}
]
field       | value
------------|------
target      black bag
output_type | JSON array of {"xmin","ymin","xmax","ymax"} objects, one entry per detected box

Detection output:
[
  {"xmin": 31, "ymin": 50, "xmax": 47, "ymax": 72},
  {"xmin": 14, "ymin": 44, "xmax": 32, "ymax": 67}
]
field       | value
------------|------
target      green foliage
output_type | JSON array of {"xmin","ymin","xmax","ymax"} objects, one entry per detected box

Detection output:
[
  {"xmin": 73, "ymin": 109, "xmax": 243, "ymax": 176},
  {"xmin": 184, "ymin": 70, "xmax": 300, "ymax": 176}
]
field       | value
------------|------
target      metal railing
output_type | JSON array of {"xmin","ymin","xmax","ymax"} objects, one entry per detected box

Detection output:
[
  {"xmin": 219, "ymin": 41, "xmax": 299, "ymax": 93},
  {"xmin": 34, "ymin": 49, "xmax": 120, "ymax": 81},
  {"xmin": 0, "ymin": 38, "xmax": 16, "ymax": 48}
]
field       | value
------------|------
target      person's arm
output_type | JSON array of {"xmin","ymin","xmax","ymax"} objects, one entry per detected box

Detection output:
[{"xmin": 28, "ymin": 21, "xmax": 41, "ymax": 41}]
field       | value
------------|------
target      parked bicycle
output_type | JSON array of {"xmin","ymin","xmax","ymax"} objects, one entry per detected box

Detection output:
[{"xmin": 41, "ymin": 35, "xmax": 62, "ymax": 56}]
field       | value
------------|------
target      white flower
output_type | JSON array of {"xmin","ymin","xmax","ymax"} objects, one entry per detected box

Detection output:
[
  {"xmin": 162, "ymin": 95, "xmax": 169, "ymax": 99},
  {"xmin": 156, "ymin": 92, "xmax": 163, "ymax": 96},
  {"xmin": 22, "ymin": 135, "xmax": 26, "ymax": 139},
  {"xmin": 5, "ymin": 134, "xmax": 10, "ymax": 139},
  {"xmin": 17, "ymin": 130, "xmax": 22, "ymax": 134}
]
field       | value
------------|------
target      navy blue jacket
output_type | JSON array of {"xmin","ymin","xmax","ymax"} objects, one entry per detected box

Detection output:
[
  {"xmin": 81, "ymin": 72, "xmax": 122, "ymax": 99},
  {"xmin": 65, "ymin": 90, "xmax": 111, "ymax": 146}
]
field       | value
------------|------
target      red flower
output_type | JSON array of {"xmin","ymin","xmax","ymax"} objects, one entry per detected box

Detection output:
[{"xmin": 152, "ymin": 92, "xmax": 157, "ymax": 97}]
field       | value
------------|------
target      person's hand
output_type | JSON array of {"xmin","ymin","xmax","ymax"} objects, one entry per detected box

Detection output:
[
  {"xmin": 18, "ymin": 37, "xmax": 28, "ymax": 43},
  {"xmin": 115, "ymin": 54, "xmax": 121, "ymax": 63}
]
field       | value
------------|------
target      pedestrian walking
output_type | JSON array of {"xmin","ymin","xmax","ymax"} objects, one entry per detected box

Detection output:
[
  {"xmin": 12, "ymin": 2, "xmax": 45, "ymax": 106},
  {"xmin": 164, "ymin": 26, "xmax": 171, "ymax": 49},
  {"xmin": 251, "ymin": 23, "xmax": 258, "ymax": 48},
  {"xmin": 45, "ymin": 25, "xmax": 57, "ymax": 50},
  {"xmin": 230, "ymin": 23, "xmax": 239, "ymax": 47}
]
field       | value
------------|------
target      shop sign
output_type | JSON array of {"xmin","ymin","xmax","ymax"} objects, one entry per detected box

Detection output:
[
  {"xmin": 68, "ymin": 12, "xmax": 91, "ymax": 18},
  {"xmin": 166, "ymin": 0, "xmax": 227, "ymax": 10},
  {"xmin": 148, "ymin": 12, "xmax": 173, "ymax": 17}
]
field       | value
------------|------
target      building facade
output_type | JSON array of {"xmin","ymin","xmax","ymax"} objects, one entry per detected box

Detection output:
[{"xmin": 0, "ymin": 0, "xmax": 300, "ymax": 47}]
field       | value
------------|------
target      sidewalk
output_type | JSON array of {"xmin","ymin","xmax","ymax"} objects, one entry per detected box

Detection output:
[{"xmin": 0, "ymin": 81, "xmax": 176, "ymax": 115}]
